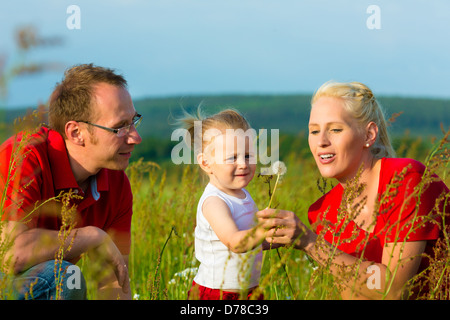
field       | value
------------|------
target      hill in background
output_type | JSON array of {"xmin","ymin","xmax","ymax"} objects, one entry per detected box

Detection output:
[
  {"xmin": 1, "ymin": 94, "xmax": 449, "ymax": 162},
  {"xmin": 132, "ymin": 94, "xmax": 449, "ymax": 138}
]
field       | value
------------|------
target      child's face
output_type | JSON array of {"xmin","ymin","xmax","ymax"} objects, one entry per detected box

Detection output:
[{"xmin": 202, "ymin": 131, "xmax": 256, "ymax": 198}]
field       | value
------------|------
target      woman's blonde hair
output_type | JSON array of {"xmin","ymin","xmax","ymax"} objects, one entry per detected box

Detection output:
[
  {"xmin": 311, "ymin": 81, "xmax": 395, "ymax": 159},
  {"xmin": 177, "ymin": 107, "xmax": 251, "ymax": 154}
]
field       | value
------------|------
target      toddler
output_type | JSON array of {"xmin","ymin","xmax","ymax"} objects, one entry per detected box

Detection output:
[{"xmin": 180, "ymin": 108, "xmax": 268, "ymax": 300}]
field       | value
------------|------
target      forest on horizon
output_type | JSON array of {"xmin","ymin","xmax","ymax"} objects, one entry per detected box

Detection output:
[{"xmin": 0, "ymin": 93, "xmax": 448, "ymax": 164}]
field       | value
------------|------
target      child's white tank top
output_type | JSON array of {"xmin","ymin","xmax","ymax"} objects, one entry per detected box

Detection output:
[{"xmin": 194, "ymin": 183, "xmax": 263, "ymax": 290}]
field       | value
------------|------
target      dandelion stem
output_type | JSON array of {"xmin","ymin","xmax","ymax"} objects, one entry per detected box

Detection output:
[
  {"xmin": 265, "ymin": 171, "xmax": 296, "ymax": 298},
  {"xmin": 267, "ymin": 174, "xmax": 280, "ymax": 209}
]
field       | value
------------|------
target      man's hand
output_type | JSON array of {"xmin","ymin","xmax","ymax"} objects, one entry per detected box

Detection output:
[{"xmin": 89, "ymin": 229, "xmax": 130, "ymax": 297}]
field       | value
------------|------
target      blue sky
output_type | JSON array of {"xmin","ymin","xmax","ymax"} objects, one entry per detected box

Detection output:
[{"xmin": 1, "ymin": 0, "xmax": 449, "ymax": 108}]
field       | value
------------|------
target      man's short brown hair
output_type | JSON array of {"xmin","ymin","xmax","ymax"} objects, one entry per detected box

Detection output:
[{"xmin": 48, "ymin": 63, "xmax": 127, "ymax": 138}]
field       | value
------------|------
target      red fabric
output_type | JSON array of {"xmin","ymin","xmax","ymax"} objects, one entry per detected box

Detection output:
[
  {"xmin": 0, "ymin": 127, "xmax": 133, "ymax": 255},
  {"xmin": 188, "ymin": 281, "xmax": 264, "ymax": 300},
  {"xmin": 308, "ymin": 157, "xmax": 449, "ymax": 271}
]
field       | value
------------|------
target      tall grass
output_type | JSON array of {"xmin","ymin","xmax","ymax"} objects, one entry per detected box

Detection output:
[
  {"xmin": 125, "ymin": 152, "xmax": 344, "ymax": 299},
  {"xmin": 125, "ymin": 130, "xmax": 448, "ymax": 300},
  {"xmin": 0, "ymin": 113, "xmax": 448, "ymax": 299}
]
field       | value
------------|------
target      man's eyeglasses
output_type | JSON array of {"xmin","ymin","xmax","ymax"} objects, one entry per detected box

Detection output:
[{"xmin": 77, "ymin": 114, "xmax": 143, "ymax": 138}]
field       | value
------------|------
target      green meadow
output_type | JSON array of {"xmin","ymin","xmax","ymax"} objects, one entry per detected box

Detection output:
[{"xmin": 0, "ymin": 94, "xmax": 449, "ymax": 299}]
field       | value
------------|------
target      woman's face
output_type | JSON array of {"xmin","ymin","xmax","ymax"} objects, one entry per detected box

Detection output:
[{"xmin": 308, "ymin": 96, "xmax": 368, "ymax": 183}]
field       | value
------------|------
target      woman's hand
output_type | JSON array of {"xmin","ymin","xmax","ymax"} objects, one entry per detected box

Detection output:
[{"xmin": 257, "ymin": 208, "xmax": 312, "ymax": 249}]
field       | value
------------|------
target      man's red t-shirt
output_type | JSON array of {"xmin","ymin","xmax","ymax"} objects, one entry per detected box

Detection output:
[
  {"xmin": 308, "ymin": 157, "xmax": 449, "ymax": 274},
  {"xmin": 0, "ymin": 127, "xmax": 133, "ymax": 255}
]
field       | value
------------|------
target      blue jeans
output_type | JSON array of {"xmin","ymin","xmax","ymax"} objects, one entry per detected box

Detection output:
[{"xmin": 5, "ymin": 260, "xmax": 86, "ymax": 300}]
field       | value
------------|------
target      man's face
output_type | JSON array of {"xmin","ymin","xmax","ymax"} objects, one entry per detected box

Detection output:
[{"xmin": 84, "ymin": 82, "xmax": 142, "ymax": 172}]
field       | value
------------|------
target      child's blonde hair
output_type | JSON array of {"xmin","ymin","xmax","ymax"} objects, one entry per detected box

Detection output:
[
  {"xmin": 311, "ymin": 81, "xmax": 396, "ymax": 159},
  {"xmin": 178, "ymin": 107, "xmax": 251, "ymax": 154}
]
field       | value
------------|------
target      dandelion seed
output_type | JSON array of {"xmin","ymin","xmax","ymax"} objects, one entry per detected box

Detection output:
[
  {"xmin": 267, "ymin": 161, "xmax": 287, "ymax": 209},
  {"xmin": 271, "ymin": 161, "xmax": 287, "ymax": 176}
]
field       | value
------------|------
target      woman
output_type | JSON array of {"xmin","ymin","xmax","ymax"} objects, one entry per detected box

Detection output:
[{"xmin": 258, "ymin": 81, "xmax": 449, "ymax": 300}]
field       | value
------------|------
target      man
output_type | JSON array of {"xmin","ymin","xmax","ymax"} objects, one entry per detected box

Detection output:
[{"xmin": 0, "ymin": 64, "xmax": 142, "ymax": 299}]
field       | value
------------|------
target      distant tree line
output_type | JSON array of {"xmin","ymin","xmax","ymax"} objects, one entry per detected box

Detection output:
[{"xmin": 1, "ymin": 94, "xmax": 448, "ymax": 163}]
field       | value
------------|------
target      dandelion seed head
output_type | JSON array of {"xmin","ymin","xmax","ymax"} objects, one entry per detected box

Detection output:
[{"xmin": 272, "ymin": 161, "xmax": 287, "ymax": 176}]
